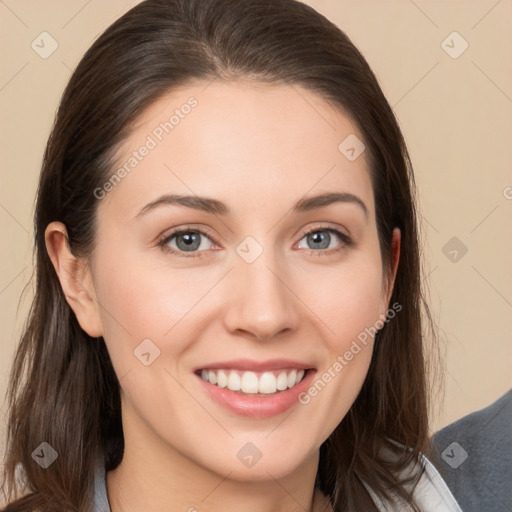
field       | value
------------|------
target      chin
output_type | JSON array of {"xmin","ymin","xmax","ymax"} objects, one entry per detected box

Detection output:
[{"xmin": 192, "ymin": 440, "xmax": 318, "ymax": 484}]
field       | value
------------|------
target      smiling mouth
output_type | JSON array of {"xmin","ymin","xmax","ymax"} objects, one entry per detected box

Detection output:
[{"xmin": 197, "ymin": 368, "xmax": 309, "ymax": 395}]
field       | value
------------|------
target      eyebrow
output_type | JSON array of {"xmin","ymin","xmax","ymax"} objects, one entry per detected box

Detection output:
[{"xmin": 135, "ymin": 191, "xmax": 368, "ymax": 219}]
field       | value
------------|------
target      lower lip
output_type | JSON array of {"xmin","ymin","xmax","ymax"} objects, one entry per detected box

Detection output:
[{"xmin": 196, "ymin": 370, "xmax": 315, "ymax": 418}]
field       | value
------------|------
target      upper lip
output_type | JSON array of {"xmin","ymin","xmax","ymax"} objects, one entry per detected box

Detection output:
[{"xmin": 195, "ymin": 358, "xmax": 314, "ymax": 372}]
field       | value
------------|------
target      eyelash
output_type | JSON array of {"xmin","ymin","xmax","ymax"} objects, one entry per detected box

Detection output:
[{"xmin": 157, "ymin": 224, "xmax": 353, "ymax": 259}]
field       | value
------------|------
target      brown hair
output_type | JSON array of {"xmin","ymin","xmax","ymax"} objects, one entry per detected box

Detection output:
[{"xmin": 1, "ymin": 0, "xmax": 439, "ymax": 510}]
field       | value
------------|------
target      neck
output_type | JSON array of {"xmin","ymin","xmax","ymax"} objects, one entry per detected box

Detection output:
[
  {"xmin": 106, "ymin": 407, "xmax": 327, "ymax": 512},
  {"xmin": 106, "ymin": 392, "xmax": 332, "ymax": 512},
  {"xmin": 107, "ymin": 448, "xmax": 325, "ymax": 512}
]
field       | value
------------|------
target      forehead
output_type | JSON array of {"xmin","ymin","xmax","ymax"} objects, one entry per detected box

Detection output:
[{"xmin": 99, "ymin": 80, "xmax": 374, "ymax": 220}]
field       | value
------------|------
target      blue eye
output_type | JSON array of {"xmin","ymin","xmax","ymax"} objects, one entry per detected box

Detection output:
[
  {"xmin": 158, "ymin": 225, "xmax": 352, "ymax": 259},
  {"xmin": 297, "ymin": 227, "xmax": 353, "ymax": 254},
  {"xmin": 159, "ymin": 228, "xmax": 215, "ymax": 258}
]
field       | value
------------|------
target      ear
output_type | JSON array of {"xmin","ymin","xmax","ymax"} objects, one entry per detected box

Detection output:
[
  {"xmin": 380, "ymin": 227, "xmax": 401, "ymax": 311},
  {"xmin": 45, "ymin": 221, "xmax": 103, "ymax": 338}
]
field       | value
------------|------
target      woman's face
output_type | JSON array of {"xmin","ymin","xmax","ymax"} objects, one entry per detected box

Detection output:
[{"xmin": 86, "ymin": 80, "xmax": 398, "ymax": 480}]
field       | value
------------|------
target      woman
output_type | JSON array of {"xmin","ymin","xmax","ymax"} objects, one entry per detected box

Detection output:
[{"xmin": 1, "ymin": 0, "xmax": 462, "ymax": 511}]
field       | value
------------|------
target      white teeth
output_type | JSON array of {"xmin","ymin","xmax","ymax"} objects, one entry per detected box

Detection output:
[
  {"xmin": 276, "ymin": 371, "xmax": 288, "ymax": 391},
  {"xmin": 287, "ymin": 370, "xmax": 297, "ymax": 388},
  {"xmin": 227, "ymin": 372, "xmax": 241, "ymax": 391},
  {"xmin": 240, "ymin": 371, "xmax": 259, "ymax": 393},
  {"xmin": 217, "ymin": 370, "xmax": 228, "ymax": 388},
  {"xmin": 201, "ymin": 368, "xmax": 307, "ymax": 395},
  {"xmin": 259, "ymin": 372, "xmax": 277, "ymax": 394}
]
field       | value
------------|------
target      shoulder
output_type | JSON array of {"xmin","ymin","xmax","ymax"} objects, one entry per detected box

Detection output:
[
  {"xmin": 433, "ymin": 389, "xmax": 512, "ymax": 447},
  {"xmin": 430, "ymin": 390, "xmax": 512, "ymax": 512}
]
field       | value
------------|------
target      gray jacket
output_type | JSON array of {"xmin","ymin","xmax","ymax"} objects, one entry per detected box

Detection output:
[{"xmin": 430, "ymin": 389, "xmax": 512, "ymax": 512}]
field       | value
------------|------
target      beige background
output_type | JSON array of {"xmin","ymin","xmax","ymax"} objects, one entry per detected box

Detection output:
[{"xmin": 1, "ymin": 0, "xmax": 511, "ymax": 463}]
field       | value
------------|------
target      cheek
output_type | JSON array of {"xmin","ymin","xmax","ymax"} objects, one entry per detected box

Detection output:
[
  {"xmin": 91, "ymin": 249, "xmax": 202, "ymax": 369},
  {"xmin": 295, "ymin": 253, "xmax": 384, "ymax": 431},
  {"xmin": 303, "ymin": 256, "xmax": 384, "ymax": 350},
  {"xmin": 94, "ymin": 242, "xmax": 229, "ymax": 332}
]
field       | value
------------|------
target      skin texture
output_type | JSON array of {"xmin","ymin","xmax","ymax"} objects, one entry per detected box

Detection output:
[{"xmin": 45, "ymin": 80, "xmax": 400, "ymax": 512}]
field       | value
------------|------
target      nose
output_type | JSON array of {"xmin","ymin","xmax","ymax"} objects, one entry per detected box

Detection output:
[{"xmin": 223, "ymin": 249, "xmax": 301, "ymax": 341}]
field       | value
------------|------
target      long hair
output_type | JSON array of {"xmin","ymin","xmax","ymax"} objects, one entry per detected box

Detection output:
[{"xmin": 1, "ymin": 0, "xmax": 439, "ymax": 510}]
